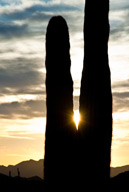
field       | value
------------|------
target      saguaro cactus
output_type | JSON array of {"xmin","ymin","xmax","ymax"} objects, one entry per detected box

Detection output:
[
  {"xmin": 17, "ymin": 168, "xmax": 20, "ymax": 177},
  {"xmin": 78, "ymin": 0, "xmax": 112, "ymax": 189},
  {"xmin": 44, "ymin": 16, "xmax": 76, "ymax": 189}
]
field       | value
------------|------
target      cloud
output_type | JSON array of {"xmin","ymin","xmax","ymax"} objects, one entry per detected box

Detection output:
[
  {"xmin": 0, "ymin": 68, "xmax": 44, "ymax": 95},
  {"xmin": 0, "ymin": 68, "xmax": 42, "ymax": 88},
  {"xmin": 0, "ymin": 58, "xmax": 45, "ymax": 96},
  {"xmin": 28, "ymin": 12, "xmax": 53, "ymax": 23},
  {"xmin": 112, "ymin": 79, "xmax": 129, "ymax": 89},
  {"xmin": 0, "ymin": 99, "xmax": 46, "ymax": 119},
  {"xmin": 26, "ymin": 3, "xmax": 80, "ymax": 13},
  {"xmin": 110, "ymin": 5, "xmax": 129, "ymax": 41},
  {"xmin": 113, "ymin": 92, "xmax": 129, "ymax": 99},
  {"xmin": 0, "ymin": 3, "xmax": 80, "ymax": 21},
  {"xmin": 110, "ymin": 0, "xmax": 129, "ymax": 12},
  {"xmin": 0, "ymin": 22, "xmax": 30, "ymax": 39},
  {"xmin": 2, "ymin": 0, "xmax": 129, "ymax": 119},
  {"xmin": 109, "ymin": 1, "xmax": 129, "ymax": 41},
  {"xmin": 113, "ymin": 90, "xmax": 129, "ymax": 112},
  {"xmin": 0, "ymin": 1, "xmax": 82, "ymax": 41},
  {"xmin": 0, "ymin": 0, "xmax": 83, "ymax": 98}
]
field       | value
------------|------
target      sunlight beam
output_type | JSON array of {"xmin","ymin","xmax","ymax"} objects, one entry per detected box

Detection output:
[{"xmin": 73, "ymin": 110, "xmax": 80, "ymax": 130}]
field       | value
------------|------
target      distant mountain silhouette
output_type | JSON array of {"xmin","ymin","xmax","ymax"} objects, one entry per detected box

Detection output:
[
  {"xmin": 1, "ymin": 170, "xmax": 129, "ymax": 191},
  {"xmin": 1, "ymin": 165, "xmax": 129, "ymax": 191},
  {"xmin": 110, "ymin": 171, "xmax": 129, "ymax": 190},
  {"xmin": 111, "ymin": 165, "xmax": 129, "ymax": 178},
  {"xmin": 0, "ymin": 159, "xmax": 129, "ymax": 179},
  {"xmin": 0, "ymin": 159, "xmax": 44, "ymax": 179}
]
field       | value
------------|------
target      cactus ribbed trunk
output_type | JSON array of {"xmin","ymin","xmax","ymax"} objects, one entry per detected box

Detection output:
[
  {"xmin": 44, "ymin": 16, "xmax": 76, "ymax": 190},
  {"xmin": 78, "ymin": 0, "xmax": 112, "ymax": 189}
]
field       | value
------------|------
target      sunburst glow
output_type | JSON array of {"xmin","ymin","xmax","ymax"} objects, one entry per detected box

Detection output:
[{"xmin": 73, "ymin": 110, "xmax": 80, "ymax": 129}]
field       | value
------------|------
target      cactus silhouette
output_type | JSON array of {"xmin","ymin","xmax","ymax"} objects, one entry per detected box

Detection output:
[
  {"xmin": 9, "ymin": 170, "xmax": 11, "ymax": 177},
  {"xmin": 78, "ymin": 0, "xmax": 112, "ymax": 189},
  {"xmin": 44, "ymin": 16, "xmax": 77, "ymax": 189},
  {"xmin": 17, "ymin": 168, "xmax": 20, "ymax": 177}
]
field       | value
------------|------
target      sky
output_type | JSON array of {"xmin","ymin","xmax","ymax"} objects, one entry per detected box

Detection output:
[{"xmin": 0, "ymin": 0, "xmax": 129, "ymax": 167}]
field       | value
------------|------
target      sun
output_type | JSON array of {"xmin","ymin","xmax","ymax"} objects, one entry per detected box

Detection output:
[{"xmin": 73, "ymin": 110, "xmax": 80, "ymax": 130}]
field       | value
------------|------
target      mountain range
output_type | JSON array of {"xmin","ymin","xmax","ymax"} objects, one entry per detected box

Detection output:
[
  {"xmin": 0, "ymin": 159, "xmax": 44, "ymax": 179},
  {"xmin": 0, "ymin": 159, "xmax": 129, "ymax": 179}
]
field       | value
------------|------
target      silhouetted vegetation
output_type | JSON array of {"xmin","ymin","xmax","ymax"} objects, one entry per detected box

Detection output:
[
  {"xmin": 1, "ymin": 170, "xmax": 129, "ymax": 191},
  {"xmin": 78, "ymin": 0, "xmax": 112, "ymax": 190},
  {"xmin": 44, "ymin": 0, "xmax": 113, "ymax": 190},
  {"xmin": 0, "ymin": 173, "xmax": 44, "ymax": 191},
  {"xmin": 17, "ymin": 168, "xmax": 20, "ymax": 177},
  {"xmin": 44, "ymin": 16, "xmax": 77, "ymax": 190}
]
